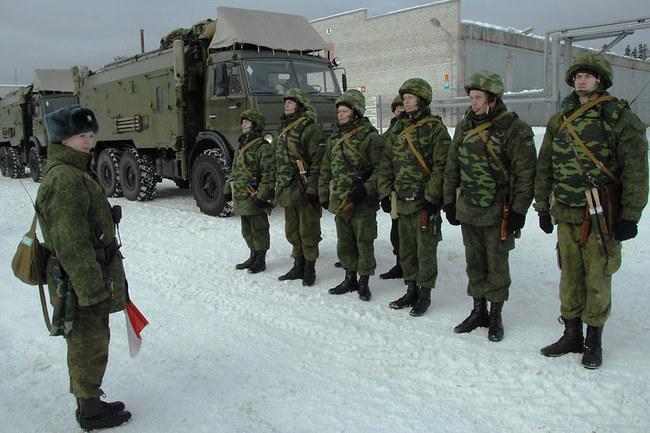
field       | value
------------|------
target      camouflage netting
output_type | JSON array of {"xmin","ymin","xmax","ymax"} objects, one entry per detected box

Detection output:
[{"xmin": 160, "ymin": 19, "xmax": 215, "ymax": 50}]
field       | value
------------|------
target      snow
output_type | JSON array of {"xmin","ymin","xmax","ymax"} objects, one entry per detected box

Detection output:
[{"xmin": 2, "ymin": 128, "xmax": 650, "ymax": 433}]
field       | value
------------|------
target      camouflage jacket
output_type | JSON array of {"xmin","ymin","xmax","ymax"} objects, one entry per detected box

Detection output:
[
  {"xmin": 318, "ymin": 117, "xmax": 384, "ymax": 213},
  {"xmin": 36, "ymin": 142, "xmax": 126, "ymax": 312},
  {"xmin": 377, "ymin": 107, "xmax": 451, "ymax": 216},
  {"xmin": 444, "ymin": 101, "xmax": 536, "ymax": 226},
  {"xmin": 274, "ymin": 110, "xmax": 326, "ymax": 207},
  {"xmin": 535, "ymin": 92, "xmax": 649, "ymax": 223},
  {"xmin": 225, "ymin": 131, "xmax": 276, "ymax": 215},
  {"xmin": 382, "ymin": 117, "xmax": 399, "ymax": 139}
]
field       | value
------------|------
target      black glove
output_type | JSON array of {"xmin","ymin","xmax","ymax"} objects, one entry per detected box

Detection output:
[
  {"xmin": 321, "ymin": 201, "xmax": 329, "ymax": 210},
  {"xmin": 380, "ymin": 196, "xmax": 391, "ymax": 213},
  {"xmin": 443, "ymin": 203, "xmax": 460, "ymax": 226},
  {"xmin": 255, "ymin": 199, "xmax": 270, "ymax": 209},
  {"xmin": 224, "ymin": 193, "xmax": 232, "ymax": 202},
  {"xmin": 347, "ymin": 184, "xmax": 367, "ymax": 204},
  {"xmin": 539, "ymin": 211, "xmax": 553, "ymax": 234},
  {"xmin": 508, "ymin": 211, "xmax": 526, "ymax": 232},
  {"xmin": 422, "ymin": 200, "xmax": 440, "ymax": 214},
  {"xmin": 615, "ymin": 219, "xmax": 637, "ymax": 241},
  {"xmin": 306, "ymin": 193, "xmax": 320, "ymax": 207}
]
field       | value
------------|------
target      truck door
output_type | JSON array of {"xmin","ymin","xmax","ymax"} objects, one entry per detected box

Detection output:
[{"xmin": 205, "ymin": 62, "xmax": 246, "ymax": 146}]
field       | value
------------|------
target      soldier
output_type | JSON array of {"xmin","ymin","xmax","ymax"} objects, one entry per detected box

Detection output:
[
  {"xmin": 36, "ymin": 105, "xmax": 131, "ymax": 429},
  {"xmin": 274, "ymin": 88, "xmax": 326, "ymax": 286},
  {"xmin": 318, "ymin": 89, "xmax": 384, "ymax": 301},
  {"xmin": 379, "ymin": 95, "xmax": 405, "ymax": 280},
  {"xmin": 535, "ymin": 54, "xmax": 648, "ymax": 368},
  {"xmin": 443, "ymin": 71, "xmax": 537, "ymax": 342},
  {"xmin": 378, "ymin": 78, "xmax": 451, "ymax": 316},
  {"xmin": 224, "ymin": 109, "xmax": 275, "ymax": 274}
]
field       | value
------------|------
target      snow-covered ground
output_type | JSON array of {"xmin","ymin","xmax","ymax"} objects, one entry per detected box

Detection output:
[{"xmin": 1, "ymin": 128, "xmax": 649, "ymax": 433}]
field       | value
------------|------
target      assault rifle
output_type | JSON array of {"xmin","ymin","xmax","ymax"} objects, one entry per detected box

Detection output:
[{"xmin": 296, "ymin": 159, "xmax": 313, "ymax": 208}]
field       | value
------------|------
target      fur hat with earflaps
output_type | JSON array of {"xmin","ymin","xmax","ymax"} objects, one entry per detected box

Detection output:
[{"xmin": 45, "ymin": 104, "xmax": 99, "ymax": 143}]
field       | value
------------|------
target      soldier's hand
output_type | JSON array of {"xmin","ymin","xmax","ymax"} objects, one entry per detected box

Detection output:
[
  {"xmin": 443, "ymin": 203, "xmax": 460, "ymax": 226},
  {"xmin": 321, "ymin": 201, "xmax": 329, "ymax": 210},
  {"xmin": 348, "ymin": 184, "xmax": 367, "ymax": 204},
  {"xmin": 380, "ymin": 196, "xmax": 391, "ymax": 213},
  {"xmin": 224, "ymin": 193, "xmax": 232, "ymax": 202},
  {"xmin": 422, "ymin": 199, "xmax": 440, "ymax": 214},
  {"xmin": 615, "ymin": 219, "xmax": 637, "ymax": 241},
  {"xmin": 508, "ymin": 211, "xmax": 526, "ymax": 232},
  {"xmin": 255, "ymin": 199, "xmax": 270, "ymax": 209},
  {"xmin": 306, "ymin": 193, "xmax": 320, "ymax": 207},
  {"xmin": 539, "ymin": 211, "xmax": 553, "ymax": 234}
]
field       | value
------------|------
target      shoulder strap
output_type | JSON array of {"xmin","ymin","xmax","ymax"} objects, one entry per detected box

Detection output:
[
  {"xmin": 562, "ymin": 115, "xmax": 618, "ymax": 182},
  {"xmin": 557, "ymin": 95, "xmax": 617, "ymax": 134},
  {"xmin": 399, "ymin": 117, "xmax": 440, "ymax": 177},
  {"xmin": 282, "ymin": 117, "xmax": 309, "ymax": 169},
  {"xmin": 238, "ymin": 137, "xmax": 264, "ymax": 177},
  {"xmin": 462, "ymin": 111, "xmax": 508, "ymax": 142},
  {"xmin": 332, "ymin": 125, "xmax": 366, "ymax": 156}
]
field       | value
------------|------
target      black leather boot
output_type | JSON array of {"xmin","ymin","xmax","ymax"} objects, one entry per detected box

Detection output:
[
  {"xmin": 302, "ymin": 260, "xmax": 316, "ymax": 286},
  {"xmin": 582, "ymin": 325, "xmax": 603, "ymax": 369},
  {"xmin": 278, "ymin": 256, "xmax": 305, "ymax": 281},
  {"xmin": 389, "ymin": 281, "xmax": 419, "ymax": 309},
  {"xmin": 540, "ymin": 317, "xmax": 584, "ymax": 357},
  {"xmin": 75, "ymin": 399, "xmax": 125, "ymax": 424},
  {"xmin": 487, "ymin": 301, "xmax": 504, "ymax": 342},
  {"xmin": 409, "ymin": 287, "xmax": 432, "ymax": 317},
  {"xmin": 235, "ymin": 250, "xmax": 257, "ymax": 270},
  {"xmin": 247, "ymin": 250, "xmax": 267, "ymax": 274},
  {"xmin": 329, "ymin": 270, "xmax": 358, "ymax": 294},
  {"xmin": 454, "ymin": 298, "xmax": 489, "ymax": 333},
  {"xmin": 357, "ymin": 275, "xmax": 371, "ymax": 301},
  {"xmin": 379, "ymin": 257, "xmax": 403, "ymax": 280},
  {"xmin": 77, "ymin": 397, "xmax": 132, "ymax": 430}
]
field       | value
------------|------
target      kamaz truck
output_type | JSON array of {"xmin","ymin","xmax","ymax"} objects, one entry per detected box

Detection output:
[
  {"xmin": 74, "ymin": 6, "xmax": 343, "ymax": 216},
  {"xmin": 0, "ymin": 69, "xmax": 76, "ymax": 181}
]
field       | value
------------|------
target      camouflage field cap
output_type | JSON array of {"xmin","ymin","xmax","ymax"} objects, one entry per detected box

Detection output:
[
  {"xmin": 240, "ymin": 109, "xmax": 265, "ymax": 131},
  {"xmin": 391, "ymin": 94, "xmax": 404, "ymax": 112},
  {"xmin": 399, "ymin": 78, "xmax": 433, "ymax": 105},
  {"xmin": 565, "ymin": 54, "xmax": 613, "ymax": 89},
  {"xmin": 336, "ymin": 89, "xmax": 366, "ymax": 116},
  {"xmin": 283, "ymin": 88, "xmax": 310, "ymax": 110},
  {"xmin": 464, "ymin": 71, "xmax": 505, "ymax": 99}
]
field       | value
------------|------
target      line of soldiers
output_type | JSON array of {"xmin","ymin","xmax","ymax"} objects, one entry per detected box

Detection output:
[{"xmin": 226, "ymin": 54, "xmax": 648, "ymax": 369}]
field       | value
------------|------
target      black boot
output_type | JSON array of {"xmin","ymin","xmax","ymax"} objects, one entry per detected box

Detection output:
[
  {"xmin": 540, "ymin": 317, "xmax": 584, "ymax": 357},
  {"xmin": 329, "ymin": 270, "xmax": 358, "ymax": 294},
  {"xmin": 77, "ymin": 397, "xmax": 132, "ymax": 430},
  {"xmin": 357, "ymin": 275, "xmax": 371, "ymax": 301},
  {"xmin": 278, "ymin": 256, "xmax": 305, "ymax": 281},
  {"xmin": 302, "ymin": 260, "xmax": 316, "ymax": 286},
  {"xmin": 454, "ymin": 298, "xmax": 489, "ymax": 333},
  {"xmin": 487, "ymin": 301, "xmax": 504, "ymax": 341},
  {"xmin": 236, "ymin": 250, "xmax": 256, "ymax": 270},
  {"xmin": 247, "ymin": 250, "xmax": 267, "ymax": 274},
  {"xmin": 582, "ymin": 325, "xmax": 603, "ymax": 369},
  {"xmin": 380, "ymin": 257, "xmax": 403, "ymax": 280},
  {"xmin": 409, "ymin": 287, "xmax": 432, "ymax": 317},
  {"xmin": 389, "ymin": 281, "xmax": 419, "ymax": 309},
  {"xmin": 75, "ymin": 399, "xmax": 125, "ymax": 424}
]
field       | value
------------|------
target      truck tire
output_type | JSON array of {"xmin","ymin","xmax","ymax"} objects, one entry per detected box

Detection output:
[
  {"xmin": 0, "ymin": 147, "xmax": 8, "ymax": 177},
  {"xmin": 5, "ymin": 146, "xmax": 24, "ymax": 179},
  {"xmin": 119, "ymin": 148, "xmax": 157, "ymax": 201},
  {"xmin": 191, "ymin": 149, "xmax": 231, "ymax": 216},
  {"xmin": 28, "ymin": 147, "xmax": 46, "ymax": 183},
  {"xmin": 96, "ymin": 148, "xmax": 123, "ymax": 197}
]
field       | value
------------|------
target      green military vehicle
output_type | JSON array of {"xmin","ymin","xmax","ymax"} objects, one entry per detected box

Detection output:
[
  {"xmin": 75, "ymin": 6, "xmax": 343, "ymax": 216},
  {"xmin": 0, "ymin": 70, "xmax": 76, "ymax": 181}
]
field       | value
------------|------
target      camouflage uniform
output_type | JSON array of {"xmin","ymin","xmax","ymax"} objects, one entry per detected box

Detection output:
[
  {"xmin": 36, "ymin": 141, "xmax": 127, "ymax": 399},
  {"xmin": 377, "ymin": 78, "xmax": 451, "ymax": 315},
  {"xmin": 535, "ymin": 54, "xmax": 648, "ymax": 367},
  {"xmin": 274, "ymin": 89, "xmax": 325, "ymax": 276}
]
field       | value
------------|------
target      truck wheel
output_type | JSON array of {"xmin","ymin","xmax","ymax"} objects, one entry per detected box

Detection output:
[
  {"xmin": 119, "ymin": 148, "xmax": 157, "ymax": 201},
  {"xmin": 28, "ymin": 147, "xmax": 46, "ymax": 183},
  {"xmin": 96, "ymin": 148, "xmax": 123, "ymax": 197},
  {"xmin": 6, "ymin": 146, "xmax": 24, "ymax": 179},
  {"xmin": 0, "ymin": 147, "xmax": 8, "ymax": 177},
  {"xmin": 191, "ymin": 149, "xmax": 229, "ymax": 216}
]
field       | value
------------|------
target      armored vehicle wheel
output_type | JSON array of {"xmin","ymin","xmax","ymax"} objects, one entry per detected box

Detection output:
[
  {"xmin": 191, "ymin": 149, "xmax": 229, "ymax": 216},
  {"xmin": 96, "ymin": 148, "xmax": 123, "ymax": 197},
  {"xmin": 119, "ymin": 148, "xmax": 157, "ymax": 201},
  {"xmin": 5, "ymin": 146, "xmax": 24, "ymax": 179},
  {"xmin": 28, "ymin": 147, "xmax": 46, "ymax": 183},
  {"xmin": 0, "ymin": 147, "xmax": 8, "ymax": 177}
]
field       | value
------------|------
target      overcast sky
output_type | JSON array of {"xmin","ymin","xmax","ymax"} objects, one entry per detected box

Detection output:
[{"xmin": 1, "ymin": 0, "xmax": 648, "ymax": 85}]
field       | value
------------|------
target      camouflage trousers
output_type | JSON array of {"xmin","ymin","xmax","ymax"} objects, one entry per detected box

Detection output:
[
  {"xmin": 460, "ymin": 223, "xmax": 514, "ymax": 302},
  {"xmin": 283, "ymin": 204, "xmax": 322, "ymax": 261},
  {"xmin": 240, "ymin": 213, "xmax": 270, "ymax": 251},
  {"xmin": 556, "ymin": 222, "xmax": 622, "ymax": 327},
  {"xmin": 66, "ymin": 305, "xmax": 110, "ymax": 399},
  {"xmin": 398, "ymin": 210, "xmax": 442, "ymax": 288},
  {"xmin": 335, "ymin": 206, "xmax": 377, "ymax": 276}
]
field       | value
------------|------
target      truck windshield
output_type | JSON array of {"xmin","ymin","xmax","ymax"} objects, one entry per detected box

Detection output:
[{"xmin": 243, "ymin": 59, "xmax": 341, "ymax": 96}]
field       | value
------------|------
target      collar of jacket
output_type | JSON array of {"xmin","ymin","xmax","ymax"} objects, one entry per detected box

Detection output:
[
  {"xmin": 562, "ymin": 90, "xmax": 611, "ymax": 114},
  {"xmin": 280, "ymin": 110, "xmax": 304, "ymax": 124},
  {"xmin": 466, "ymin": 99, "xmax": 507, "ymax": 125},
  {"xmin": 335, "ymin": 116, "xmax": 364, "ymax": 133},
  {"xmin": 45, "ymin": 141, "xmax": 92, "ymax": 173},
  {"xmin": 238, "ymin": 130, "xmax": 262, "ymax": 147}
]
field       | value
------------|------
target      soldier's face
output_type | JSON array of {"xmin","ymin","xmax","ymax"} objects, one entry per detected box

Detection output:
[
  {"xmin": 469, "ymin": 90, "xmax": 489, "ymax": 115},
  {"xmin": 337, "ymin": 105, "xmax": 353, "ymax": 124},
  {"xmin": 241, "ymin": 119, "xmax": 252, "ymax": 133},
  {"xmin": 62, "ymin": 132, "xmax": 94, "ymax": 153},
  {"xmin": 394, "ymin": 105, "xmax": 405, "ymax": 117},
  {"xmin": 284, "ymin": 99, "xmax": 298, "ymax": 115},
  {"xmin": 403, "ymin": 94, "xmax": 419, "ymax": 113},
  {"xmin": 574, "ymin": 72, "xmax": 599, "ymax": 93}
]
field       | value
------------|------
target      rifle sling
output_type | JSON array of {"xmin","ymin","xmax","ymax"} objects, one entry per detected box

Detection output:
[{"xmin": 400, "ymin": 117, "xmax": 440, "ymax": 177}]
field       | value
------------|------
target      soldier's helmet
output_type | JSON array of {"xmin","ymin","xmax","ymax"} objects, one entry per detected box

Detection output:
[
  {"xmin": 399, "ymin": 78, "xmax": 433, "ymax": 105},
  {"xmin": 336, "ymin": 89, "xmax": 366, "ymax": 117},
  {"xmin": 240, "ymin": 109, "xmax": 265, "ymax": 132},
  {"xmin": 464, "ymin": 71, "xmax": 505, "ymax": 99},
  {"xmin": 391, "ymin": 95, "xmax": 404, "ymax": 113},
  {"xmin": 565, "ymin": 54, "xmax": 613, "ymax": 89},
  {"xmin": 283, "ymin": 88, "xmax": 310, "ymax": 111}
]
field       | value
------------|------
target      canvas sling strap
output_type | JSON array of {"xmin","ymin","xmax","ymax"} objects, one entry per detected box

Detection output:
[
  {"xmin": 465, "ymin": 112, "xmax": 510, "ymax": 179},
  {"xmin": 331, "ymin": 125, "xmax": 365, "ymax": 155},
  {"xmin": 400, "ymin": 117, "xmax": 440, "ymax": 177},
  {"xmin": 27, "ymin": 210, "xmax": 52, "ymax": 332},
  {"xmin": 238, "ymin": 137, "xmax": 264, "ymax": 179},
  {"xmin": 281, "ymin": 117, "xmax": 309, "ymax": 170}
]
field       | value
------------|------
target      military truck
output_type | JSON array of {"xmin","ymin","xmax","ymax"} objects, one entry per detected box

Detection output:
[
  {"xmin": 74, "ymin": 6, "xmax": 343, "ymax": 216},
  {"xmin": 0, "ymin": 70, "xmax": 76, "ymax": 181}
]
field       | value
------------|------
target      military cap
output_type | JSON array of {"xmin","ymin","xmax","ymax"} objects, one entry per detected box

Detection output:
[
  {"xmin": 464, "ymin": 71, "xmax": 505, "ymax": 99},
  {"xmin": 45, "ymin": 104, "xmax": 99, "ymax": 143},
  {"xmin": 399, "ymin": 78, "xmax": 433, "ymax": 106},
  {"xmin": 336, "ymin": 89, "xmax": 366, "ymax": 117},
  {"xmin": 565, "ymin": 54, "xmax": 613, "ymax": 89},
  {"xmin": 391, "ymin": 95, "xmax": 404, "ymax": 113},
  {"xmin": 240, "ymin": 109, "xmax": 265, "ymax": 132}
]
